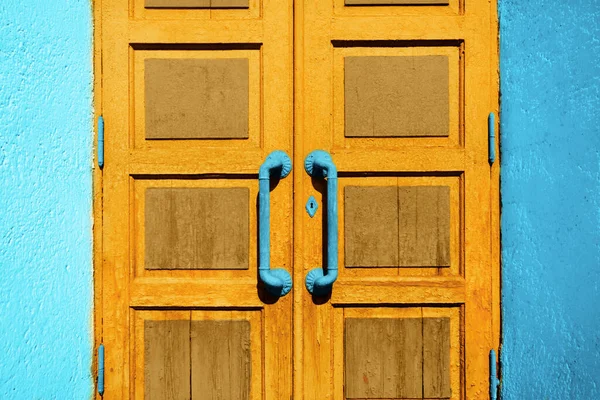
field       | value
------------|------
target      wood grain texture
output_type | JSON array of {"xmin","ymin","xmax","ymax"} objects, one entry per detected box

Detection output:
[
  {"xmin": 145, "ymin": 58, "xmax": 249, "ymax": 139},
  {"xmin": 398, "ymin": 186, "xmax": 450, "ymax": 267},
  {"xmin": 344, "ymin": 186, "xmax": 450, "ymax": 268},
  {"xmin": 344, "ymin": 316, "xmax": 452, "ymax": 399},
  {"xmin": 345, "ymin": 318, "xmax": 423, "ymax": 398},
  {"xmin": 423, "ymin": 317, "xmax": 451, "ymax": 398},
  {"xmin": 344, "ymin": 186, "xmax": 399, "ymax": 267},
  {"xmin": 344, "ymin": 56, "xmax": 449, "ymax": 137},
  {"xmin": 144, "ymin": 320, "xmax": 191, "ymax": 400},
  {"xmin": 191, "ymin": 320, "xmax": 251, "ymax": 400},
  {"xmin": 145, "ymin": 0, "xmax": 248, "ymax": 9},
  {"xmin": 345, "ymin": 0, "xmax": 448, "ymax": 5},
  {"xmin": 145, "ymin": 187, "xmax": 249, "ymax": 270}
]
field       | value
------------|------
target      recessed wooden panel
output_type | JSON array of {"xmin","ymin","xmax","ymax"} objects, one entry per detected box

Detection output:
[
  {"xmin": 345, "ymin": 0, "xmax": 448, "ymax": 5},
  {"xmin": 423, "ymin": 317, "xmax": 451, "ymax": 398},
  {"xmin": 344, "ymin": 186, "xmax": 450, "ymax": 268},
  {"xmin": 144, "ymin": 320, "xmax": 191, "ymax": 400},
  {"xmin": 344, "ymin": 186, "xmax": 398, "ymax": 267},
  {"xmin": 345, "ymin": 318, "xmax": 423, "ymax": 398},
  {"xmin": 145, "ymin": 187, "xmax": 249, "ymax": 270},
  {"xmin": 344, "ymin": 316, "xmax": 452, "ymax": 399},
  {"xmin": 191, "ymin": 320, "xmax": 251, "ymax": 400},
  {"xmin": 145, "ymin": 0, "xmax": 248, "ymax": 8},
  {"xmin": 344, "ymin": 56, "xmax": 449, "ymax": 137},
  {"xmin": 145, "ymin": 58, "xmax": 249, "ymax": 139}
]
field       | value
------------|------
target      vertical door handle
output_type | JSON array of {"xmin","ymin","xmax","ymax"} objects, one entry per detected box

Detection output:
[
  {"xmin": 304, "ymin": 150, "xmax": 338, "ymax": 296},
  {"xmin": 259, "ymin": 151, "xmax": 293, "ymax": 297}
]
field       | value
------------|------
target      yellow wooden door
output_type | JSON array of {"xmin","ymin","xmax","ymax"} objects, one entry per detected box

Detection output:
[
  {"xmin": 96, "ymin": 0, "xmax": 499, "ymax": 398},
  {"xmin": 98, "ymin": 1, "xmax": 294, "ymax": 398},
  {"xmin": 293, "ymin": 1, "xmax": 499, "ymax": 399}
]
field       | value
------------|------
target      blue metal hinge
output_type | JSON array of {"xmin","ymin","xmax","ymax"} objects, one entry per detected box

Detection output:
[
  {"xmin": 98, "ymin": 344, "xmax": 105, "ymax": 396},
  {"xmin": 490, "ymin": 349, "xmax": 500, "ymax": 400},
  {"xmin": 97, "ymin": 115, "xmax": 104, "ymax": 169},
  {"xmin": 488, "ymin": 112, "xmax": 496, "ymax": 164}
]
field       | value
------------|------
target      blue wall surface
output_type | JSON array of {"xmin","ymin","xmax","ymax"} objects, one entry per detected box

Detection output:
[
  {"xmin": 499, "ymin": 0, "xmax": 600, "ymax": 398},
  {"xmin": 0, "ymin": 1, "xmax": 93, "ymax": 399}
]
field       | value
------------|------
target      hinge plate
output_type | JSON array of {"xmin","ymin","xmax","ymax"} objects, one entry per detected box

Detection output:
[
  {"xmin": 97, "ymin": 115, "xmax": 104, "ymax": 169},
  {"xmin": 488, "ymin": 112, "xmax": 496, "ymax": 164},
  {"xmin": 490, "ymin": 349, "xmax": 500, "ymax": 400},
  {"xmin": 98, "ymin": 344, "xmax": 105, "ymax": 396}
]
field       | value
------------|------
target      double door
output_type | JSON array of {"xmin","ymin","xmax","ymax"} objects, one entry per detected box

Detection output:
[{"xmin": 98, "ymin": 0, "xmax": 499, "ymax": 398}]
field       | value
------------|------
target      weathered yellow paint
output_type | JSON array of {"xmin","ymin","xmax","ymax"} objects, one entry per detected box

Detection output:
[
  {"xmin": 294, "ymin": 1, "xmax": 498, "ymax": 398},
  {"xmin": 96, "ymin": 0, "xmax": 499, "ymax": 398},
  {"xmin": 98, "ymin": 0, "xmax": 292, "ymax": 398}
]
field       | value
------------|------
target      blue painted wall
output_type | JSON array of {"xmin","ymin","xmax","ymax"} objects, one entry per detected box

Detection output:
[
  {"xmin": 499, "ymin": 0, "xmax": 600, "ymax": 398},
  {"xmin": 0, "ymin": 1, "xmax": 93, "ymax": 398}
]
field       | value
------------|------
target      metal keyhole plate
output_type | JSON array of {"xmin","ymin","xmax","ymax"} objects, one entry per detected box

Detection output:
[{"xmin": 306, "ymin": 196, "xmax": 318, "ymax": 218}]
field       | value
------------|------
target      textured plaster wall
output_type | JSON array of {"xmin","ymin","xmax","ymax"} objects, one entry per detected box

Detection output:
[
  {"xmin": 0, "ymin": 1, "xmax": 93, "ymax": 398},
  {"xmin": 499, "ymin": 0, "xmax": 600, "ymax": 398}
]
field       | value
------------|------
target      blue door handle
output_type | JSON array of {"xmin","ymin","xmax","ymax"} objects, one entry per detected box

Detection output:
[
  {"xmin": 259, "ymin": 151, "xmax": 293, "ymax": 297},
  {"xmin": 304, "ymin": 150, "xmax": 338, "ymax": 296}
]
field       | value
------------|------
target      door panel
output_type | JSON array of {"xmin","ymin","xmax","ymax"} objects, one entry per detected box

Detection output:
[
  {"xmin": 134, "ymin": 179, "xmax": 256, "ymax": 278},
  {"xmin": 343, "ymin": 55, "xmax": 450, "ymax": 138},
  {"xmin": 343, "ymin": 183, "xmax": 453, "ymax": 269},
  {"xmin": 133, "ymin": 48, "xmax": 261, "ymax": 148},
  {"xmin": 340, "ymin": 307, "xmax": 458, "ymax": 399},
  {"xmin": 101, "ymin": 0, "xmax": 292, "ymax": 398},
  {"xmin": 134, "ymin": 310, "xmax": 261, "ymax": 400},
  {"xmin": 335, "ymin": 0, "xmax": 460, "ymax": 16},
  {"xmin": 333, "ymin": 45, "xmax": 462, "ymax": 148},
  {"xmin": 143, "ymin": 57, "xmax": 251, "ymax": 140},
  {"xmin": 339, "ymin": 175, "xmax": 462, "ymax": 279},
  {"xmin": 294, "ymin": 0, "xmax": 494, "ymax": 399}
]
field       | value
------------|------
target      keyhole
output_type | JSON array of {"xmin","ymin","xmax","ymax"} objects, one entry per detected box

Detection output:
[{"xmin": 306, "ymin": 196, "xmax": 318, "ymax": 217}]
